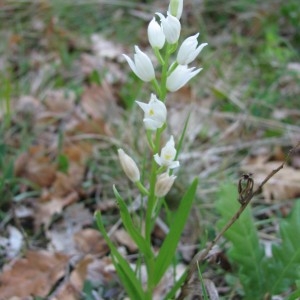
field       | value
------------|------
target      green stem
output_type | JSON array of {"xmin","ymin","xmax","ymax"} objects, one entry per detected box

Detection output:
[
  {"xmin": 135, "ymin": 181, "xmax": 149, "ymax": 196},
  {"xmin": 160, "ymin": 46, "xmax": 170, "ymax": 101},
  {"xmin": 144, "ymin": 128, "xmax": 163, "ymax": 298},
  {"xmin": 154, "ymin": 47, "xmax": 164, "ymax": 65},
  {"xmin": 167, "ymin": 61, "xmax": 178, "ymax": 76},
  {"xmin": 144, "ymin": 41, "xmax": 178, "ymax": 299},
  {"xmin": 152, "ymin": 79, "xmax": 162, "ymax": 98}
]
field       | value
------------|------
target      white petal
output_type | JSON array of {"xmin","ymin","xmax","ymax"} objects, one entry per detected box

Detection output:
[
  {"xmin": 136, "ymin": 100, "xmax": 148, "ymax": 113},
  {"xmin": 168, "ymin": 161, "xmax": 180, "ymax": 169},
  {"xmin": 123, "ymin": 54, "xmax": 138, "ymax": 75},
  {"xmin": 167, "ymin": 65, "xmax": 202, "ymax": 92},
  {"xmin": 154, "ymin": 154, "xmax": 162, "ymax": 166},
  {"xmin": 144, "ymin": 118, "xmax": 162, "ymax": 130},
  {"xmin": 157, "ymin": 12, "xmax": 181, "ymax": 44}
]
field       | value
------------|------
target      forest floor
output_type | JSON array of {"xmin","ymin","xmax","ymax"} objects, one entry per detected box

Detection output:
[{"xmin": 0, "ymin": 0, "xmax": 300, "ymax": 299}]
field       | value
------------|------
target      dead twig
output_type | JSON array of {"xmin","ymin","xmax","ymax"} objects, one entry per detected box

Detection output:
[{"xmin": 177, "ymin": 142, "xmax": 300, "ymax": 300}]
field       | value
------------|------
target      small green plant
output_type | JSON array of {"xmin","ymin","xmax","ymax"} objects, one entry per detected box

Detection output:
[
  {"xmin": 0, "ymin": 141, "xmax": 15, "ymax": 211},
  {"xmin": 95, "ymin": 0, "xmax": 208, "ymax": 298},
  {"xmin": 216, "ymin": 182, "xmax": 300, "ymax": 299},
  {"xmin": 0, "ymin": 71, "xmax": 12, "ymax": 129}
]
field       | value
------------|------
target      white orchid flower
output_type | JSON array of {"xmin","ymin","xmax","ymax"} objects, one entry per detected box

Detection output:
[
  {"xmin": 123, "ymin": 46, "xmax": 155, "ymax": 82},
  {"xmin": 156, "ymin": 12, "xmax": 181, "ymax": 44},
  {"xmin": 177, "ymin": 33, "xmax": 207, "ymax": 65},
  {"xmin": 148, "ymin": 18, "xmax": 166, "ymax": 49},
  {"xmin": 118, "ymin": 149, "xmax": 140, "ymax": 182},
  {"xmin": 136, "ymin": 94, "xmax": 167, "ymax": 131},
  {"xmin": 155, "ymin": 172, "xmax": 176, "ymax": 197},
  {"xmin": 154, "ymin": 136, "xmax": 179, "ymax": 169},
  {"xmin": 167, "ymin": 64, "xmax": 202, "ymax": 92}
]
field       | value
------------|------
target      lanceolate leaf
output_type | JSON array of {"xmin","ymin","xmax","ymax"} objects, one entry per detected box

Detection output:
[
  {"xmin": 154, "ymin": 178, "xmax": 198, "ymax": 286},
  {"xmin": 95, "ymin": 211, "xmax": 145, "ymax": 300},
  {"xmin": 113, "ymin": 185, "xmax": 153, "ymax": 261}
]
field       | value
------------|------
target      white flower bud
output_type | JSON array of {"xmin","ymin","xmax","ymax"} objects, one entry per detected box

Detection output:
[
  {"xmin": 155, "ymin": 172, "xmax": 176, "ymax": 197},
  {"xmin": 177, "ymin": 33, "xmax": 207, "ymax": 65},
  {"xmin": 118, "ymin": 149, "xmax": 140, "ymax": 182},
  {"xmin": 168, "ymin": 0, "xmax": 183, "ymax": 19},
  {"xmin": 166, "ymin": 64, "xmax": 202, "ymax": 92},
  {"xmin": 156, "ymin": 12, "xmax": 181, "ymax": 44},
  {"xmin": 136, "ymin": 94, "xmax": 167, "ymax": 131},
  {"xmin": 148, "ymin": 18, "xmax": 165, "ymax": 49},
  {"xmin": 123, "ymin": 46, "xmax": 155, "ymax": 82},
  {"xmin": 154, "ymin": 136, "xmax": 180, "ymax": 169}
]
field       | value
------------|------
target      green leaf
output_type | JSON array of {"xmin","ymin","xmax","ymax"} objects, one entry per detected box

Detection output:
[
  {"xmin": 154, "ymin": 178, "xmax": 198, "ymax": 286},
  {"xmin": 95, "ymin": 211, "xmax": 145, "ymax": 299},
  {"xmin": 287, "ymin": 287, "xmax": 300, "ymax": 300},
  {"xmin": 175, "ymin": 111, "xmax": 191, "ymax": 161},
  {"xmin": 163, "ymin": 271, "xmax": 187, "ymax": 300},
  {"xmin": 216, "ymin": 183, "xmax": 265, "ymax": 299},
  {"xmin": 113, "ymin": 185, "xmax": 153, "ymax": 261},
  {"xmin": 265, "ymin": 200, "xmax": 300, "ymax": 295},
  {"xmin": 197, "ymin": 262, "xmax": 209, "ymax": 300},
  {"xmin": 57, "ymin": 154, "xmax": 69, "ymax": 173}
]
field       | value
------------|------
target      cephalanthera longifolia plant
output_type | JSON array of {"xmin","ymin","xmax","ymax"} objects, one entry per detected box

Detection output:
[
  {"xmin": 95, "ymin": 0, "xmax": 207, "ymax": 299},
  {"xmin": 216, "ymin": 183, "xmax": 300, "ymax": 299}
]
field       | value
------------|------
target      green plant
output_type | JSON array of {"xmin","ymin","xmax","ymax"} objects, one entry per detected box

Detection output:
[
  {"xmin": 0, "ymin": 140, "xmax": 15, "ymax": 211},
  {"xmin": 216, "ymin": 182, "xmax": 300, "ymax": 299},
  {"xmin": 95, "ymin": 0, "xmax": 208, "ymax": 298},
  {"xmin": 0, "ymin": 71, "xmax": 12, "ymax": 129}
]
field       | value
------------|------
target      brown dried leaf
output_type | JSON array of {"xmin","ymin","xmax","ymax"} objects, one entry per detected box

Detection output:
[
  {"xmin": 51, "ymin": 172, "xmax": 77, "ymax": 197},
  {"xmin": 14, "ymin": 146, "xmax": 57, "ymax": 188},
  {"xmin": 47, "ymin": 203, "xmax": 93, "ymax": 255},
  {"xmin": 113, "ymin": 228, "xmax": 138, "ymax": 252},
  {"xmin": 53, "ymin": 256, "xmax": 94, "ymax": 300},
  {"xmin": 70, "ymin": 256, "xmax": 94, "ymax": 290},
  {"xmin": 81, "ymin": 82, "xmax": 120, "ymax": 123},
  {"xmin": 86, "ymin": 256, "xmax": 116, "ymax": 285},
  {"xmin": 73, "ymin": 229, "xmax": 109, "ymax": 256},
  {"xmin": 0, "ymin": 251, "xmax": 69, "ymax": 298},
  {"xmin": 63, "ymin": 142, "xmax": 92, "ymax": 165},
  {"xmin": 43, "ymin": 90, "xmax": 75, "ymax": 113},
  {"xmin": 51, "ymin": 283, "xmax": 79, "ymax": 300},
  {"xmin": 66, "ymin": 117, "xmax": 111, "ymax": 136},
  {"xmin": 35, "ymin": 191, "xmax": 79, "ymax": 228}
]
